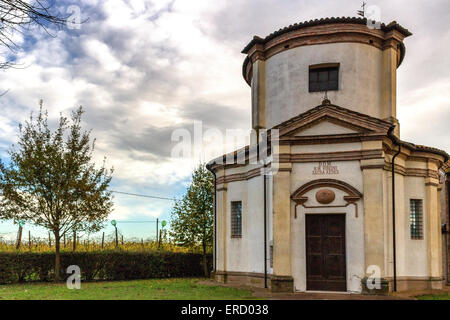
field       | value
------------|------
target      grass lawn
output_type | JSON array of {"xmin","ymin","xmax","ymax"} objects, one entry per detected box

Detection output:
[
  {"xmin": 416, "ymin": 293, "xmax": 450, "ymax": 300},
  {"xmin": 0, "ymin": 278, "xmax": 257, "ymax": 300}
]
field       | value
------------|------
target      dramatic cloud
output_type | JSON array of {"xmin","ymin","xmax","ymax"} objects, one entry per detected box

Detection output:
[{"xmin": 0, "ymin": 0, "xmax": 448, "ymax": 239}]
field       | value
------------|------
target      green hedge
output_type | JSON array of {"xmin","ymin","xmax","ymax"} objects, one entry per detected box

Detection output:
[{"xmin": 0, "ymin": 251, "xmax": 212, "ymax": 284}]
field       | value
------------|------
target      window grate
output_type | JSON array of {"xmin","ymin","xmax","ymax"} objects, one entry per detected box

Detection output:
[
  {"xmin": 231, "ymin": 201, "xmax": 242, "ymax": 238},
  {"xmin": 309, "ymin": 65, "xmax": 339, "ymax": 92},
  {"xmin": 410, "ymin": 199, "xmax": 423, "ymax": 239}
]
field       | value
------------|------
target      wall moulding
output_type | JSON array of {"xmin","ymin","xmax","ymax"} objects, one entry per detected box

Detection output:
[
  {"xmin": 291, "ymin": 179, "xmax": 362, "ymax": 218},
  {"xmin": 242, "ymin": 18, "xmax": 411, "ymax": 85}
]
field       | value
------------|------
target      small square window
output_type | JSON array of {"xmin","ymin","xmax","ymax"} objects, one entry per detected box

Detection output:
[
  {"xmin": 231, "ymin": 201, "xmax": 242, "ymax": 238},
  {"xmin": 309, "ymin": 64, "xmax": 339, "ymax": 92},
  {"xmin": 410, "ymin": 199, "xmax": 423, "ymax": 239}
]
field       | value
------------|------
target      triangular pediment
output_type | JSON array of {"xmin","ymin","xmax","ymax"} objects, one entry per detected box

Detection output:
[
  {"xmin": 274, "ymin": 103, "xmax": 393, "ymax": 139},
  {"xmin": 293, "ymin": 118, "xmax": 365, "ymax": 136}
]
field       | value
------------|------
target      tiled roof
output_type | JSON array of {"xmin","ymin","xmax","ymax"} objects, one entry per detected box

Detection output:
[
  {"xmin": 242, "ymin": 16, "xmax": 412, "ymax": 53},
  {"xmin": 391, "ymin": 138, "xmax": 449, "ymax": 161}
]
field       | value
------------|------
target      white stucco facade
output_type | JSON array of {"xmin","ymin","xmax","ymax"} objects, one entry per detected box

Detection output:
[{"xmin": 209, "ymin": 17, "xmax": 448, "ymax": 294}]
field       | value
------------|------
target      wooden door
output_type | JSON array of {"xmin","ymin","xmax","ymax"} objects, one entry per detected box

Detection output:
[{"xmin": 306, "ymin": 214, "xmax": 346, "ymax": 291}]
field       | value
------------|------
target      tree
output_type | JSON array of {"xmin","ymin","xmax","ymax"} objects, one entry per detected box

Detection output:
[
  {"xmin": 0, "ymin": 101, "xmax": 113, "ymax": 281},
  {"xmin": 170, "ymin": 163, "xmax": 214, "ymax": 277},
  {"xmin": 0, "ymin": 1, "xmax": 70, "ymax": 69}
]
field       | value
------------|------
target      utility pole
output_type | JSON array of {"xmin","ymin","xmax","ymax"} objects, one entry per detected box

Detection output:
[
  {"xmin": 159, "ymin": 220, "xmax": 166, "ymax": 249},
  {"xmin": 111, "ymin": 220, "xmax": 118, "ymax": 248},
  {"xmin": 156, "ymin": 218, "xmax": 159, "ymax": 242}
]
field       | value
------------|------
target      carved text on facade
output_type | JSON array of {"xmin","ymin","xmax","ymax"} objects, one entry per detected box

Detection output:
[{"xmin": 312, "ymin": 161, "xmax": 339, "ymax": 175}]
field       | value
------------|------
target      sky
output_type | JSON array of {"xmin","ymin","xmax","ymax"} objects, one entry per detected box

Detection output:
[{"xmin": 0, "ymin": 0, "xmax": 449, "ymax": 241}]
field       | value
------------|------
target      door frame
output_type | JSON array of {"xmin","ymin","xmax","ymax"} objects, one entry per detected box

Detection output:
[{"xmin": 305, "ymin": 213, "xmax": 347, "ymax": 292}]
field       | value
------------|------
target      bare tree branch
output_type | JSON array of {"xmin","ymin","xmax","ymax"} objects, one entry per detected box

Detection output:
[{"xmin": 0, "ymin": 0, "xmax": 71, "ymax": 69}]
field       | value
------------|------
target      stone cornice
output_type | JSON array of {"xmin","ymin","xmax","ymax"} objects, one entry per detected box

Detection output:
[
  {"xmin": 383, "ymin": 138, "xmax": 448, "ymax": 165},
  {"xmin": 242, "ymin": 17, "xmax": 411, "ymax": 85},
  {"xmin": 215, "ymin": 167, "xmax": 263, "ymax": 184},
  {"xmin": 207, "ymin": 104, "xmax": 447, "ymax": 172},
  {"xmin": 277, "ymin": 149, "xmax": 383, "ymax": 163},
  {"xmin": 380, "ymin": 161, "xmax": 440, "ymax": 179}
]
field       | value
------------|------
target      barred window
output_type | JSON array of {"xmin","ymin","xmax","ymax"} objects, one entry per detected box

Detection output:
[
  {"xmin": 309, "ymin": 64, "xmax": 339, "ymax": 92},
  {"xmin": 231, "ymin": 201, "xmax": 242, "ymax": 238},
  {"xmin": 410, "ymin": 199, "xmax": 423, "ymax": 239}
]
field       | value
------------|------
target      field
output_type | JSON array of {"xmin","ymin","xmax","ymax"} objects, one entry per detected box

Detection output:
[
  {"xmin": 0, "ymin": 278, "xmax": 256, "ymax": 300},
  {"xmin": 0, "ymin": 238, "xmax": 203, "ymax": 253}
]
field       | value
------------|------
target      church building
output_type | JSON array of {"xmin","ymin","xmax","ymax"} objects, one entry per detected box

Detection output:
[{"xmin": 207, "ymin": 17, "xmax": 449, "ymax": 294}]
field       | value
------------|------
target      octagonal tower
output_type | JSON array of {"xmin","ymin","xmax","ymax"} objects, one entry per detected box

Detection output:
[{"xmin": 243, "ymin": 17, "xmax": 412, "ymax": 137}]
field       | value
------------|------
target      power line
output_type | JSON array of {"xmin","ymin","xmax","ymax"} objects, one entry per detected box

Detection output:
[
  {"xmin": 114, "ymin": 220, "xmax": 158, "ymax": 223},
  {"xmin": 1, "ymin": 190, "xmax": 177, "ymax": 201},
  {"xmin": 110, "ymin": 190, "xmax": 177, "ymax": 201}
]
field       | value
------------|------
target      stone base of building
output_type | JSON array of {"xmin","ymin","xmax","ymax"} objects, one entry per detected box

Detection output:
[
  {"xmin": 213, "ymin": 271, "xmax": 267, "ymax": 288},
  {"xmin": 361, "ymin": 277, "xmax": 445, "ymax": 294},
  {"xmin": 360, "ymin": 277, "xmax": 390, "ymax": 295},
  {"xmin": 270, "ymin": 275, "xmax": 294, "ymax": 293},
  {"xmin": 212, "ymin": 271, "xmax": 294, "ymax": 293},
  {"xmin": 213, "ymin": 272, "xmax": 446, "ymax": 294},
  {"xmin": 387, "ymin": 277, "xmax": 445, "ymax": 292}
]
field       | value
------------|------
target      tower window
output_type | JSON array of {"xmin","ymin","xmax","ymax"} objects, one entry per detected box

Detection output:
[
  {"xmin": 410, "ymin": 199, "xmax": 423, "ymax": 239},
  {"xmin": 231, "ymin": 201, "xmax": 242, "ymax": 238},
  {"xmin": 309, "ymin": 63, "xmax": 339, "ymax": 92}
]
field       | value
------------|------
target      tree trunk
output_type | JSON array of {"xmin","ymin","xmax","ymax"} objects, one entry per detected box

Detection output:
[
  {"xmin": 16, "ymin": 226, "xmax": 23, "ymax": 250},
  {"xmin": 54, "ymin": 231, "xmax": 61, "ymax": 282},
  {"xmin": 202, "ymin": 241, "xmax": 208, "ymax": 277}
]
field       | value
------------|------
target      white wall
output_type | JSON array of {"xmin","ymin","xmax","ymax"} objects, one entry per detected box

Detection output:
[
  {"xmin": 265, "ymin": 42, "xmax": 383, "ymax": 128},
  {"xmin": 225, "ymin": 175, "xmax": 267, "ymax": 274},
  {"xmin": 402, "ymin": 176, "xmax": 428, "ymax": 277},
  {"xmin": 225, "ymin": 179, "xmax": 247, "ymax": 272}
]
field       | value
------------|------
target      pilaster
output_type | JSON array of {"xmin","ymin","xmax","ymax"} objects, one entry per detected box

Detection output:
[
  {"xmin": 271, "ymin": 159, "xmax": 293, "ymax": 292},
  {"xmin": 381, "ymin": 39, "xmax": 399, "ymax": 137},
  {"xmin": 361, "ymin": 158, "xmax": 387, "ymax": 278},
  {"xmin": 251, "ymin": 59, "xmax": 266, "ymax": 130},
  {"xmin": 425, "ymin": 161, "xmax": 443, "ymax": 289}
]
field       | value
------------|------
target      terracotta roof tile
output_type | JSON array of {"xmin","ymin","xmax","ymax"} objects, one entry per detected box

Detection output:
[{"xmin": 242, "ymin": 16, "xmax": 412, "ymax": 54}]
